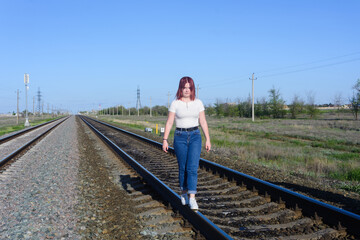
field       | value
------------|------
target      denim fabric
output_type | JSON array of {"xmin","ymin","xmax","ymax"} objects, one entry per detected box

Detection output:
[{"xmin": 173, "ymin": 128, "xmax": 202, "ymax": 194}]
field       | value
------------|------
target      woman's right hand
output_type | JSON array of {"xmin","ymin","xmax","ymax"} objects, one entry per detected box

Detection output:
[{"xmin": 162, "ymin": 140, "xmax": 169, "ymax": 153}]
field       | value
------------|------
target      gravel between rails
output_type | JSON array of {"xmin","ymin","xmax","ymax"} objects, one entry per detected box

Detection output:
[
  {"xmin": 0, "ymin": 116, "xmax": 146, "ymax": 239},
  {"xmin": 0, "ymin": 118, "xmax": 65, "ymax": 160},
  {"xmin": 0, "ymin": 116, "xmax": 80, "ymax": 239}
]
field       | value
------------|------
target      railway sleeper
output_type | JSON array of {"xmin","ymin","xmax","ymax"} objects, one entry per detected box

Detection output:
[
  {"xmin": 208, "ymin": 209, "xmax": 301, "ymax": 227},
  {"xmin": 230, "ymin": 217, "xmax": 329, "ymax": 238},
  {"xmin": 197, "ymin": 176, "xmax": 227, "ymax": 185},
  {"xmin": 196, "ymin": 185, "xmax": 240, "ymax": 196},
  {"xmin": 199, "ymin": 202, "xmax": 282, "ymax": 217},
  {"xmin": 199, "ymin": 196, "xmax": 267, "ymax": 214},
  {"xmin": 270, "ymin": 228, "xmax": 347, "ymax": 240},
  {"xmin": 198, "ymin": 190, "xmax": 254, "ymax": 202},
  {"xmin": 196, "ymin": 182, "xmax": 235, "ymax": 191}
]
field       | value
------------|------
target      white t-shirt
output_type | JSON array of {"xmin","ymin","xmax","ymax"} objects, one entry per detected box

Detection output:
[{"xmin": 169, "ymin": 99, "xmax": 205, "ymax": 128}]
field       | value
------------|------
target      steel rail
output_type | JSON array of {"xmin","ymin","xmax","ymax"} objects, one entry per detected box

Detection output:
[
  {"xmin": 79, "ymin": 116, "xmax": 233, "ymax": 240},
  {"xmin": 0, "ymin": 117, "xmax": 64, "ymax": 144},
  {"xmin": 83, "ymin": 116, "xmax": 360, "ymax": 238},
  {"xmin": 0, "ymin": 117, "xmax": 69, "ymax": 168}
]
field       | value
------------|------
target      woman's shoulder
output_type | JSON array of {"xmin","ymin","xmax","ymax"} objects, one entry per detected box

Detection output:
[
  {"xmin": 171, "ymin": 99, "xmax": 182, "ymax": 105},
  {"xmin": 194, "ymin": 98, "xmax": 204, "ymax": 104}
]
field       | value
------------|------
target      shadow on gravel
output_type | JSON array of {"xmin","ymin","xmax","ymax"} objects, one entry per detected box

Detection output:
[
  {"xmin": 271, "ymin": 182, "xmax": 360, "ymax": 215},
  {"xmin": 119, "ymin": 174, "xmax": 153, "ymax": 195},
  {"xmin": 120, "ymin": 174, "xmax": 133, "ymax": 193}
]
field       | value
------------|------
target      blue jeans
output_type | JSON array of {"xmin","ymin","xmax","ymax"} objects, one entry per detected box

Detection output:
[{"xmin": 173, "ymin": 128, "xmax": 202, "ymax": 194}]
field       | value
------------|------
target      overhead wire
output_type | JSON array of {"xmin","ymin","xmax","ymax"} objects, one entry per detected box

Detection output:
[{"xmin": 199, "ymin": 51, "xmax": 360, "ymax": 89}]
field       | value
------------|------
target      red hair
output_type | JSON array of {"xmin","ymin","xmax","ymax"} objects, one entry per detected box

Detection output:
[{"xmin": 176, "ymin": 76, "xmax": 196, "ymax": 100}]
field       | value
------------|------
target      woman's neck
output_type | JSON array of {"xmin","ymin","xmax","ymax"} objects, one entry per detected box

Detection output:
[{"xmin": 181, "ymin": 97, "xmax": 191, "ymax": 102}]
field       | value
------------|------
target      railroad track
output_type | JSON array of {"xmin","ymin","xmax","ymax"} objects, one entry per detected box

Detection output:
[
  {"xmin": 0, "ymin": 117, "xmax": 68, "ymax": 169},
  {"xmin": 80, "ymin": 115, "xmax": 360, "ymax": 240}
]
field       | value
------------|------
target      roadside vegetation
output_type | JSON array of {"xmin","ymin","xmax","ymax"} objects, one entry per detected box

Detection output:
[
  {"xmin": 97, "ymin": 112, "xmax": 360, "ymax": 194},
  {"xmin": 0, "ymin": 115, "xmax": 64, "ymax": 136}
]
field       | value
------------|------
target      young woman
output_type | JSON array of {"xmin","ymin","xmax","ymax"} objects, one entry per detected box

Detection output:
[{"xmin": 162, "ymin": 76, "xmax": 211, "ymax": 210}]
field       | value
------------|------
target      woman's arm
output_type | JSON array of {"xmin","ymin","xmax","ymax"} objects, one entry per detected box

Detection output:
[
  {"xmin": 199, "ymin": 111, "xmax": 211, "ymax": 152},
  {"xmin": 162, "ymin": 111, "xmax": 175, "ymax": 153}
]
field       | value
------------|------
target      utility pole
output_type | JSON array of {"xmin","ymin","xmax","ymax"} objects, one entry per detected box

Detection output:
[
  {"xmin": 33, "ymin": 96, "xmax": 35, "ymax": 121},
  {"xmin": 249, "ymin": 73, "xmax": 257, "ymax": 122},
  {"xmin": 136, "ymin": 86, "xmax": 141, "ymax": 116},
  {"xmin": 150, "ymin": 97, "xmax": 152, "ymax": 117},
  {"xmin": 167, "ymin": 92, "xmax": 171, "ymax": 109},
  {"xmin": 128, "ymin": 103, "xmax": 130, "ymax": 116},
  {"xmin": 24, "ymin": 74, "xmax": 30, "ymax": 127},
  {"xmin": 16, "ymin": 89, "xmax": 20, "ymax": 124},
  {"xmin": 197, "ymin": 84, "xmax": 200, "ymax": 98},
  {"xmin": 36, "ymin": 88, "xmax": 42, "ymax": 116}
]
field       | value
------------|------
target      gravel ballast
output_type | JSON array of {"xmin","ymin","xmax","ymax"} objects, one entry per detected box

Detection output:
[
  {"xmin": 0, "ymin": 116, "xmax": 144, "ymax": 239},
  {"xmin": 0, "ymin": 116, "xmax": 80, "ymax": 239}
]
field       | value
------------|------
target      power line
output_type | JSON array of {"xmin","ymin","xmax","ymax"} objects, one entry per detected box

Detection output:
[
  {"xmin": 256, "ymin": 51, "xmax": 360, "ymax": 75},
  {"xmin": 199, "ymin": 52, "xmax": 360, "ymax": 89},
  {"xmin": 259, "ymin": 58, "xmax": 360, "ymax": 79}
]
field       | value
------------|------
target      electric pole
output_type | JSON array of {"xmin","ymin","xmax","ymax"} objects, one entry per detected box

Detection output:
[
  {"xmin": 33, "ymin": 96, "xmax": 35, "ymax": 121},
  {"xmin": 136, "ymin": 86, "xmax": 141, "ymax": 116},
  {"xmin": 197, "ymin": 84, "xmax": 200, "ymax": 98},
  {"xmin": 150, "ymin": 97, "xmax": 152, "ymax": 117},
  {"xmin": 167, "ymin": 92, "xmax": 171, "ymax": 109},
  {"xmin": 249, "ymin": 73, "xmax": 257, "ymax": 122},
  {"xmin": 128, "ymin": 102, "xmax": 131, "ymax": 116},
  {"xmin": 16, "ymin": 89, "xmax": 20, "ymax": 124},
  {"xmin": 37, "ymin": 88, "xmax": 42, "ymax": 116},
  {"xmin": 24, "ymin": 74, "xmax": 30, "ymax": 127}
]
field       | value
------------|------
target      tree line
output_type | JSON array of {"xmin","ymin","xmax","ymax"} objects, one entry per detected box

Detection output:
[
  {"xmin": 207, "ymin": 79, "xmax": 360, "ymax": 119},
  {"xmin": 98, "ymin": 79, "xmax": 360, "ymax": 120}
]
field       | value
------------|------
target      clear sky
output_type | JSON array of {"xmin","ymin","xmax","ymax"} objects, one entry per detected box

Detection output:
[{"xmin": 1, "ymin": 0, "xmax": 359, "ymax": 114}]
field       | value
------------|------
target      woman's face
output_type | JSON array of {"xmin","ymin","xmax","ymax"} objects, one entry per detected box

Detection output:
[{"xmin": 182, "ymin": 83, "xmax": 191, "ymax": 98}]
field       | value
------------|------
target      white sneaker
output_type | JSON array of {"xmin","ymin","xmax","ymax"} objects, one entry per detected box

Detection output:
[
  {"xmin": 180, "ymin": 194, "xmax": 188, "ymax": 205},
  {"xmin": 189, "ymin": 197, "xmax": 198, "ymax": 211}
]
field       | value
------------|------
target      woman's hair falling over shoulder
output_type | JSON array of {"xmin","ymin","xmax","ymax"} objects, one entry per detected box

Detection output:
[{"xmin": 176, "ymin": 76, "xmax": 196, "ymax": 100}]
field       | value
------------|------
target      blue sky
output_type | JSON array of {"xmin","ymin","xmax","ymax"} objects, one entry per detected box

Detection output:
[{"xmin": 1, "ymin": 0, "xmax": 359, "ymax": 114}]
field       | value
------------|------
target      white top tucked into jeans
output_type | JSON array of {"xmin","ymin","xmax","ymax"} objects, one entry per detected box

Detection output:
[{"xmin": 169, "ymin": 99, "xmax": 205, "ymax": 128}]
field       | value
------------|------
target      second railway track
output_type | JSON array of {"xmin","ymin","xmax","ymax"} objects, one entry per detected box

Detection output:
[
  {"xmin": 0, "ymin": 117, "xmax": 69, "ymax": 169},
  {"xmin": 80, "ymin": 116, "xmax": 360, "ymax": 240}
]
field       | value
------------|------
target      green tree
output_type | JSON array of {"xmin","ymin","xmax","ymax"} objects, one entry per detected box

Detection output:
[
  {"xmin": 289, "ymin": 94, "xmax": 304, "ymax": 119},
  {"xmin": 205, "ymin": 105, "xmax": 216, "ymax": 116},
  {"xmin": 268, "ymin": 87, "xmax": 286, "ymax": 118},
  {"xmin": 152, "ymin": 105, "xmax": 168, "ymax": 116},
  {"xmin": 306, "ymin": 92, "xmax": 320, "ymax": 119},
  {"xmin": 214, "ymin": 99, "xmax": 225, "ymax": 116},
  {"xmin": 256, "ymin": 97, "xmax": 270, "ymax": 118},
  {"xmin": 349, "ymin": 79, "xmax": 360, "ymax": 120},
  {"xmin": 237, "ymin": 97, "xmax": 251, "ymax": 118}
]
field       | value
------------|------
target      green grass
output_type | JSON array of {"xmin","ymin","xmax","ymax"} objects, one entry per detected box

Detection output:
[
  {"xmin": 339, "ymin": 183, "xmax": 360, "ymax": 194},
  {"xmin": 111, "ymin": 121, "xmax": 145, "ymax": 130},
  {"xmin": 0, "ymin": 117, "xmax": 59, "ymax": 137},
  {"xmin": 98, "ymin": 115, "xmax": 360, "ymax": 195},
  {"xmin": 0, "ymin": 125, "xmax": 25, "ymax": 136},
  {"xmin": 329, "ymin": 168, "xmax": 360, "ymax": 181},
  {"xmin": 326, "ymin": 152, "xmax": 360, "ymax": 161}
]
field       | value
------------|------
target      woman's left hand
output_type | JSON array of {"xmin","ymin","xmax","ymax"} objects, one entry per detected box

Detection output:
[{"xmin": 205, "ymin": 140, "xmax": 211, "ymax": 152}]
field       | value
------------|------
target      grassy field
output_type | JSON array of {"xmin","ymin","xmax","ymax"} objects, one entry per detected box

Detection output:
[
  {"xmin": 0, "ymin": 115, "xmax": 63, "ymax": 137},
  {"xmin": 96, "ymin": 113, "xmax": 360, "ymax": 193}
]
